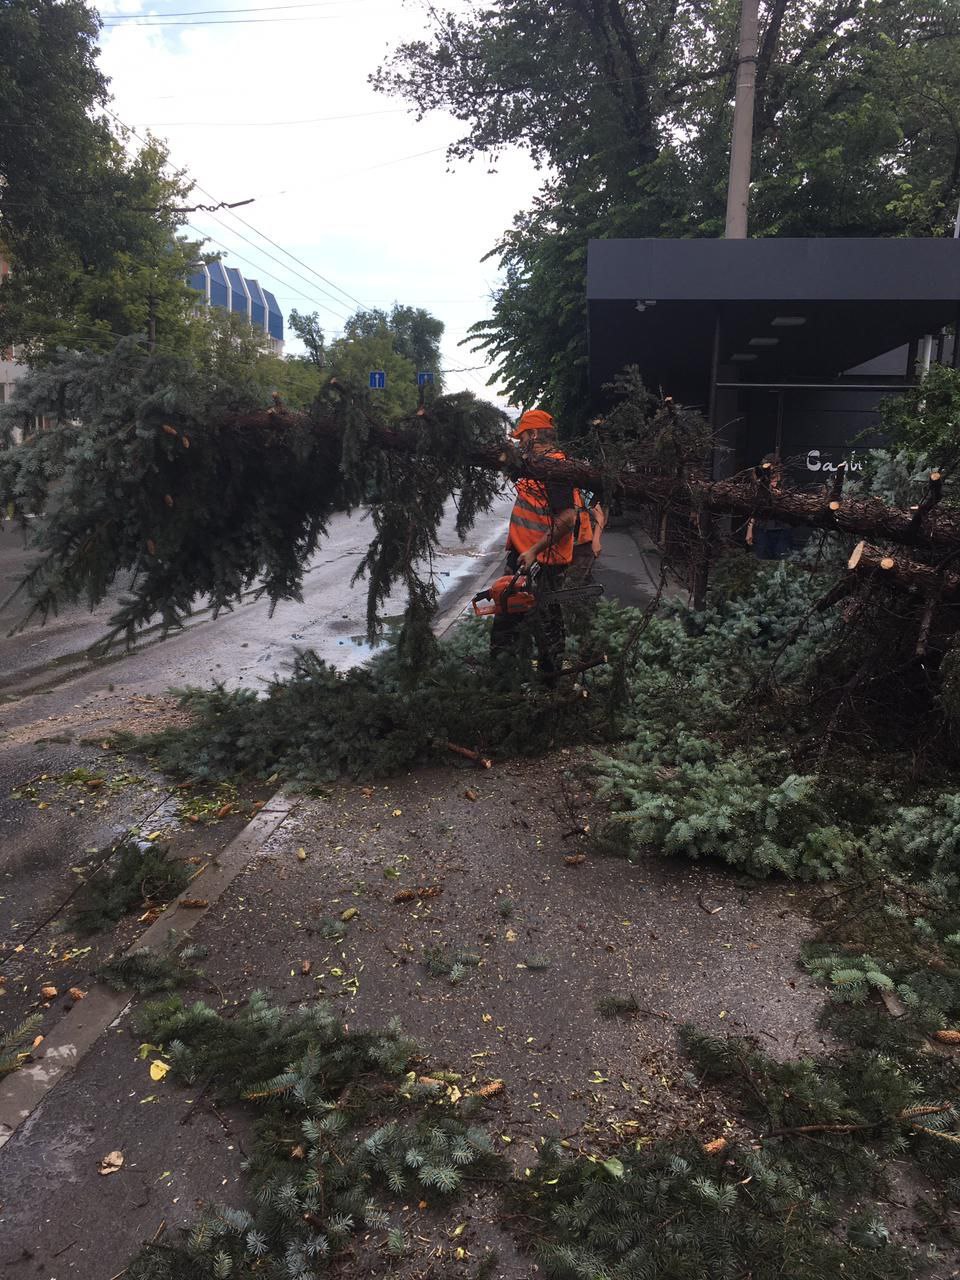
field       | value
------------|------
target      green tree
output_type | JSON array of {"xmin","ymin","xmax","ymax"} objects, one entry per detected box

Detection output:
[
  {"xmin": 375, "ymin": 0, "xmax": 960, "ymax": 423},
  {"xmin": 1, "ymin": 0, "xmax": 199, "ymax": 355},
  {"xmin": 328, "ymin": 326, "xmax": 420, "ymax": 419},
  {"xmin": 288, "ymin": 309, "xmax": 326, "ymax": 370}
]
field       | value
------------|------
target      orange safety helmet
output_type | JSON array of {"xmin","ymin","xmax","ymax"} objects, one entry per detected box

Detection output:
[{"xmin": 511, "ymin": 408, "xmax": 555, "ymax": 438}]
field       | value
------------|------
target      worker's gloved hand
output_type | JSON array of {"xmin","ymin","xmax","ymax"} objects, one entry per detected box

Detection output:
[{"xmin": 518, "ymin": 548, "xmax": 538, "ymax": 572}]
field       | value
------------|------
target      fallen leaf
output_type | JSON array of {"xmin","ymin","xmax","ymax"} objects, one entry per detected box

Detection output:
[
  {"xmin": 31, "ymin": 1034, "xmax": 44, "ymax": 1049},
  {"xmin": 215, "ymin": 804, "xmax": 233, "ymax": 820},
  {"xmin": 296, "ymin": 847, "xmax": 308, "ymax": 861},
  {"xmin": 301, "ymin": 960, "xmax": 312, "ymax": 975},
  {"xmin": 68, "ymin": 987, "xmax": 87, "ymax": 1001},
  {"xmin": 340, "ymin": 907, "xmax": 359, "ymax": 922},
  {"xmin": 464, "ymin": 788, "xmax": 479, "ymax": 802},
  {"xmin": 40, "ymin": 985, "xmax": 58, "ymax": 1000},
  {"xmin": 392, "ymin": 808, "xmax": 403, "ymax": 817},
  {"xmin": 703, "ymin": 1137, "xmax": 728, "ymax": 1155},
  {"xmin": 99, "ymin": 1150, "xmax": 124, "ymax": 1176},
  {"xmin": 418, "ymin": 1200, "xmax": 428, "ymax": 1211},
  {"xmin": 290, "ymin": 1144, "xmax": 306, "ymax": 1160},
  {"xmin": 150, "ymin": 1059, "xmax": 171, "ymax": 1081},
  {"xmin": 602, "ymin": 1157, "xmax": 625, "ymax": 1179}
]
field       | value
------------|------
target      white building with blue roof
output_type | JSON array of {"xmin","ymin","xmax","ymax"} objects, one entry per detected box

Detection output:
[{"xmin": 187, "ymin": 261, "xmax": 284, "ymax": 355}]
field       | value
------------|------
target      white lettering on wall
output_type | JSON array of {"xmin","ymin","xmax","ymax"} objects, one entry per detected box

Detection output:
[{"xmin": 805, "ymin": 450, "xmax": 864, "ymax": 473}]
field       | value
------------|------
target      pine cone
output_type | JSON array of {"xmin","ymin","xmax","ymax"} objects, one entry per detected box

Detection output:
[{"xmin": 932, "ymin": 1029, "xmax": 960, "ymax": 1044}]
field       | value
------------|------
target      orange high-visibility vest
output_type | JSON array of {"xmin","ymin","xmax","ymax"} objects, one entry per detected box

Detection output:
[
  {"xmin": 507, "ymin": 454, "xmax": 574, "ymax": 566},
  {"xmin": 574, "ymin": 490, "xmax": 593, "ymax": 545}
]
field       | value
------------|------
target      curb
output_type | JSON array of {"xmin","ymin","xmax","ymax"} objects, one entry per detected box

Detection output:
[
  {"xmin": 0, "ymin": 792, "xmax": 299, "ymax": 1150},
  {"xmin": 0, "ymin": 523, "xmax": 507, "ymax": 1145}
]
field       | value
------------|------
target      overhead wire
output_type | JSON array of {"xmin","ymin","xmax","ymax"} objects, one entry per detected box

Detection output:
[
  {"xmin": 103, "ymin": 1, "xmax": 364, "ymax": 18},
  {"xmin": 185, "ymin": 223, "xmax": 351, "ymax": 324},
  {"xmin": 102, "ymin": 15, "xmax": 340, "ymax": 27},
  {"xmin": 135, "ymin": 107, "xmax": 405, "ymax": 128},
  {"xmin": 102, "ymin": 105, "xmax": 368, "ymax": 317}
]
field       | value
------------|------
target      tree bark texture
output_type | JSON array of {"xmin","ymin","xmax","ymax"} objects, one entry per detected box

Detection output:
[
  {"xmin": 848, "ymin": 542, "xmax": 960, "ymax": 598},
  {"xmin": 233, "ymin": 406, "xmax": 960, "ymax": 559}
]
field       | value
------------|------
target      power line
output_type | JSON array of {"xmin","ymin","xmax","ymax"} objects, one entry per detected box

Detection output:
[
  {"xmin": 186, "ymin": 223, "xmax": 351, "ymax": 324},
  {"xmin": 137, "ymin": 107, "xmax": 404, "ymax": 128},
  {"xmin": 103, "ymin": 1, "xmax": 360, "ymax": 18},
  {"xmin": 195, "ymin": 212, "xmax": 355, "ymax": 318},
  {"xmin": 217, "ymin": 205, "xmax": 370, "ymax": 311},
  {"xmin": 102, "ymin": 15, "xmax": 340, "ymax": 27},
  {"xmin": 103, "ymin": 105, "xmax": 369, "ymax": 317}
]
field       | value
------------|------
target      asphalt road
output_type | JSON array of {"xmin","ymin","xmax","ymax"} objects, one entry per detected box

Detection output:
[
  {"xmin": 0, "ymin": 503, "xmax": 666, "ymax": 1003},
  {"xmin": 0, "ymin": 499, "xmax": 514, "ymax": 702}
]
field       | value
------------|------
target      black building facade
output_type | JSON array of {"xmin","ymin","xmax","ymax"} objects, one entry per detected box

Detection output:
[{"xmin": 586, "ymin": 239, "xmax": 960, "ymax": 483}]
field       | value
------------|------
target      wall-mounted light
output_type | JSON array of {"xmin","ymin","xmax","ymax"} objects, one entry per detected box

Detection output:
[
  {"xmin": 748, "ymin": 337, "xmax": 779, "ymax": 346},
  {"xmin": 771, "ymin": 315, "xmax": 806, "ymax": 327},
  {"xmin": 731, "ymin": 353, "xmax": 759, "ymax": 361}
]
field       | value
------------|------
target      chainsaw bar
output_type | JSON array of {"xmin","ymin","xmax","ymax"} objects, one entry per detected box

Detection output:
[{"xmin": 535, "ymin": 583, "xmax": 604, "ymax": 607}]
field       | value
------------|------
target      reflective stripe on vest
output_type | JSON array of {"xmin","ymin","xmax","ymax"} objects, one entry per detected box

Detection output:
[{"xmin": 507, "ymin": 474, "xmax": 574, "ymax": 566}]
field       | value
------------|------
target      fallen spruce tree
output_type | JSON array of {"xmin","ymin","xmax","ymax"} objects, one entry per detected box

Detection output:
[
  {"xmin": 6, "ymin": 350, "xmax": 960, "ymax": 1273},
  {"xmin": 2, "ymin": 342, "xmax": 960, "ymax": 650}
]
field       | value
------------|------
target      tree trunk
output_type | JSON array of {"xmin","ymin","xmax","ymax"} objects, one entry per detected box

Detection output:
[
  {"xmin": 234, "ymin": 406, "xmax": 960, "ymax": 559},
  {"xmin": 847, "ymin": 541, "xmax": 960, "ymax": 598}
]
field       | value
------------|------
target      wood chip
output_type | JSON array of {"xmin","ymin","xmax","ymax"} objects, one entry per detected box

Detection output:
[
  {"xmin": 178, "ymin": 898, "xmax": 209, "ymax": 909},
  {"xmin": 40, "ymin": 985, "xmax": 58, "ymax": 1000},
  {"xmin": 99, "ymin": 1150, "xmax": 124, "ymax": 1176},
  {"xmin": 564, "ymin": 854, "xmax": 586, "ymax": 866},
  {"xmin": 471, "ymin": 1080, "xmax": 504, "ymax": 1099}
]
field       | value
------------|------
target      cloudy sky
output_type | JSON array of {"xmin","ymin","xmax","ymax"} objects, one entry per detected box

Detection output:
[{"xmin": 94, "ymin": 0, "xmax": 541, "ymax": 399}]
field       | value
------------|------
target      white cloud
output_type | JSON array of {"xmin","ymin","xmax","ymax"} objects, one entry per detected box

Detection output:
[{"xmin": 96, "ymin": 0, "xmax": 542, "ymax": 400}]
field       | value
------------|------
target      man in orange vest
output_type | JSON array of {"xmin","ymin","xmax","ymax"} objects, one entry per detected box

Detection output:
[{"xmin": 490, "ymin": 408, "xmax": 578, "ymax": 683}]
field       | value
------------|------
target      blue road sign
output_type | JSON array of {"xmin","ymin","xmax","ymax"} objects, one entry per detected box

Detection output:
[
  {"xmin": 417, "ymin": 371, "xmax": 435, "ymax": 387},
  {"xmin": 369, "ymin": 370, "xmax": 386, "ymax": 389}
]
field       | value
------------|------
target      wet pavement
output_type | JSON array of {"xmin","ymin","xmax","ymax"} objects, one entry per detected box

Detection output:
[
  {"xmin": 0, "ymin": 511, "xmax": 717, "ymax": 1280},
  {"xmin": 0, "ymin": 755, "xmax": 830, "ymax": 1280}
]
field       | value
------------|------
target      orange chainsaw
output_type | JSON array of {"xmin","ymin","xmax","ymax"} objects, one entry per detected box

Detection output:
[{"xmin": 472, "ymin": 564, "xmax": 603, "ymax": 619}]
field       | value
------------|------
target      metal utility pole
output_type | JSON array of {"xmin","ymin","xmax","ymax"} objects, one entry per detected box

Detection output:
[{"xmin": 724, "ymin": 0, "xmax": 760, "ymax": 238}]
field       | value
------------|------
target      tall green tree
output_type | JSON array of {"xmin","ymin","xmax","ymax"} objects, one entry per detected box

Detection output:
[
  {"xmin": 342, "ymin": 305, "xmax": 444, "ymax": 384},
  {"xmin": 375, "ymin": 0, "xmax": 960, "ymax": 423},
  {"xmin": 0, "ymin": 0, "xmax": 199, "ymax": 355}
]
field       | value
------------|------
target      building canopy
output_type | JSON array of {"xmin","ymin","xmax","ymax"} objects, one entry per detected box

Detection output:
[{"xmin": 587, "ymin": 239, "xmax": 960, "ymax": 408}]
